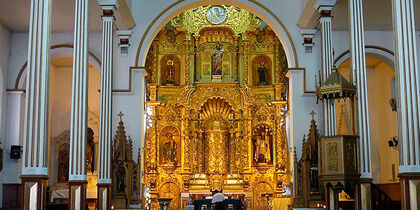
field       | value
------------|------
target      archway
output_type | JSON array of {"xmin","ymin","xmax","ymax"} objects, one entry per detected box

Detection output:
[
  {"xmin": 140, "ymin": 4, "xmax": 291, "ymax": 209},
  {"xmin": 336, "ymin": 55, "xmax": 400, "ymax": 201},
  {"xmin": 13, "ymin": 44, "xmax": 101, "ymax": 90},
  {"xmin": 135, "ymin": 0, "xmax": 298, "ymax": 68}
]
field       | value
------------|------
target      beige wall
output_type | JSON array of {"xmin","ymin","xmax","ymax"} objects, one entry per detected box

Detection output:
[
  {"xmin": 366, "ymin": 61, "xmax": 398, "ymax": 184},
  {"xmin": 337, "ymin": 57, "xmax": 398, "ymax": 184}
]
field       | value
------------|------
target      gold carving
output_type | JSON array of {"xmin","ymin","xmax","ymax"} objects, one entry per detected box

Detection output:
[
  {"xmin": 327, "ymin": 142, "xmax": 339, "ymax": 171},
  {"xmin": 143, "ymin": 6, "xmax": 291, "ymax": 207}
]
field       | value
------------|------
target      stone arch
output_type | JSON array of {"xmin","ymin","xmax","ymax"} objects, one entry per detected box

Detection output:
[
  {"xmin": 334, "ymin": 45, "xmax": 394, "ymax": 69},
  {"xmin": 14, "ymin": 44, "xmax": 101, "ymax": 90},
  {"xmin": 135, "ymin": 0, "xmax": 298, "ymax": 68}
]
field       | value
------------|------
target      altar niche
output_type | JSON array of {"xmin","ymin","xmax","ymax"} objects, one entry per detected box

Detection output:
[
  {"xmin": 252, "ymin": 55, "xmax": 272, "ymax": 86},
  {"xmin": 160, "ymin": 55, "xmax": 181, "ymax": 86},
  {"xmin": 159, "ymin": 126, "xmax": 181, "ymax": 166},
  {"xmin": 252, "ymin": 124, "xmax": 274, "ymax": 165},
  {"xmin": 196, "ymin": 27, "xmax": 238, "ymax": 82},
  {"xmin": 143, "ymin": 5, "xmax": 290, "ymax": 210}
]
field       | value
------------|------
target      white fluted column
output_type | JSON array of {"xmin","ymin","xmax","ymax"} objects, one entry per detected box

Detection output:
[
  {"xmin": 97, "ymin": 1, "xmax": 117, "ymax": 209},
  {"xmin": 68, "ymin": 0, "xmax": 89, "ymax": 209},
  {"xmin": 349, "ymin": 0, "xmax": 372, "ymax": 209},
  {"xmin": 21, "ymin": 0, "xmax": 52, "ymax": 209},
  {"xmin": 392, "ymin": 0, "xmax": 420, "ymax": 209},
  {"xmin": 316, "ymin": 0, "xmax": 337, "ymax": 136}
]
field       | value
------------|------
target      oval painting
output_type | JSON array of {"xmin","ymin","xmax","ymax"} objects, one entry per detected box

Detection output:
[{"xmin": 207, "ymin": 6, "xmax": 227, "ymax": 24}]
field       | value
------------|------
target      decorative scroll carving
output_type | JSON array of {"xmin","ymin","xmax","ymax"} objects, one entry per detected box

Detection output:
[{"xmin": 143, "ymin": 5, "xmax": 291, "ymax": 206}]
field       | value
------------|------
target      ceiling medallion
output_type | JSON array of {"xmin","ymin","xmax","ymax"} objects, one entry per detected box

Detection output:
[{"xmin": 207, "ymin": 6, "xmax": 227, "ymax": 24}]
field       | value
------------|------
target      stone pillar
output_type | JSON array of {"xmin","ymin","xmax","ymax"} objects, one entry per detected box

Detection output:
[
  {"xmin": 68, "ymin": 0, "xmax": 89, "ymax": 209},
  {"xmin": 97, "ymin": 1, "xmax": 117, "ymax": 209},
  {"xmin": 348, "ymin": 0, "xmax": 372, "ymax": 209},
  {"xmin": 20, "ymin": 0, "xmax": 52, "ymax": 209},
  {"xmin": 315, "ymin": 0, "xmax": 337, "ymax": 136},
  {"xmin": 392, "ymin": 0, "xmax": 420, "ymax": 209}
]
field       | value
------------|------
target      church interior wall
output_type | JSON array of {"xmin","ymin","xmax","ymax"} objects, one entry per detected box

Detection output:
[
  {"xmin": 1, "ymin": 0, "xmax": 420, "ymax": 207},
  {"xmin": 0, "ymin": 22, "xmax": 11, "ymax": 208}
]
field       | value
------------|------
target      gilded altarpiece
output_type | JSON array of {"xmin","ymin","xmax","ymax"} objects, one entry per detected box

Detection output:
[{"xmin": 143, "ymin": 6, "xmax": 290, "ymax": 210}]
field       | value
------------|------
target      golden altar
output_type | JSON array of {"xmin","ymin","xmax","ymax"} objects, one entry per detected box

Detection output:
[{"xmin": 143, "ymin": 5, "xmax": 290, "ymax": 209}]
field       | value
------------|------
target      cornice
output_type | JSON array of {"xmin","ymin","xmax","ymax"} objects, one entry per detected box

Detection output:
[
  {"xmin": 115, "ymin": 0, "xmax": 135, "ymax": 30},
  {"xmin": 297, "ymin": 0, "xmax": 320, "ymax": 29}
]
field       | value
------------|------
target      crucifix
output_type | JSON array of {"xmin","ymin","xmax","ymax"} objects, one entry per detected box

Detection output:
[
  {"xmin": 118, "ymin": 111, "xmax": 124, "ymax": 122},
  {"xmin": 310, "ymin": 110, "xmax": 316, "ymax": 120}
]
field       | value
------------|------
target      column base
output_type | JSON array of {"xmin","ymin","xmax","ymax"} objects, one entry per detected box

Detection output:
[
  {"xmin": 97, "ymin": 183, "xmax": 111, "ymax": 210},
  {"xmin": 400, "ymin": 173, "xmax": 420, "ymax": 210},
  {"xmin": 21, "ymin": 175, "xmax": 48, "ymax": 210},
  {"xmin": 68, "ymin": 181, "xmax": 87, "ymax": 210}
]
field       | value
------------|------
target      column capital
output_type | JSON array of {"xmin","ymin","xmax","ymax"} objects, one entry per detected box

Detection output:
[
  {"xmin": 117, "ymin": 29, "xmax": 132, "ymax": 56},
  {"xmin": 97, "ymin": 0, "xmax": 119, "ymax": 10},
  {"xmin": 299, "ymin": 29, "xmax": 317, "ymax": 53},
  {"xmin": 315, "ymin": 0, "xmax": 336, "ymax": 14}
]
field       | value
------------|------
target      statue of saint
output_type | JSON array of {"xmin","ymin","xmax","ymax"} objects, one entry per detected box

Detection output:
[
  {"xmin": 255, "ymin": 128, "xmax": 271, "ymax": 163},
  {"xmin": 166, "ymin": 60, "xmax": 175, "ymax": 85},
  {"xmin": 116, "ymin": 164, "xmax": 126, "ymax": 194},
  {"xmin": 258, "ymin": 61, "xmax": 267, "ymax": 85},
  {"xmin": 212, "ymin": 42, "xmax": 224, "ymax": 75},
  {"xmin": 86, "ymin": 128, "xmax": 95, "ymax": 173},
  {"xmin": 163, "ymin": 133, "xmax": 177, "ymax": 164},
  {"xmin": 58, "ymin": 144, "xmax": 69, "ymax": 182}
]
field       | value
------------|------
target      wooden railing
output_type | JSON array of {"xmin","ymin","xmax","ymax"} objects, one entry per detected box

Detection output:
[{"xmin": 371, "ymin": 184, "xmax": 400, "ymax": 210}]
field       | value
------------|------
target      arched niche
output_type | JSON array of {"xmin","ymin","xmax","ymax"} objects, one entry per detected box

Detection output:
[
  {"xmin": 252, "ymin": 124, "xmax": 274, "ymax": 165},
  {"xmin": 14, "ymin": 44, "xmax": 101, "ymax": 90},
  {"xmin": 159, "ymin": 126, "xmax": 181, "ymax": 166},
  {"xmin": 252, "ymin": 55, "xmax": 272, "ymax": 85},
  {"xmin": 160, "ymin": 54, "xmax": 181, "ymax": 86}
]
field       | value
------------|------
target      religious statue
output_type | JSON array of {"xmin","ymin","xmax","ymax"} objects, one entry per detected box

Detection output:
[
  {"xmin": 116, "ymin": 163, "xmax": 126, "ymax": 194},
  {"xmin": 212, "ymin": 42, "xmax": 224, "ymax": 75},
  {"xmin": 166, "ymin": 60, "xmax": 175, "ymax": 85},
  {"xmin": 58, "ymin": 143, "xmax": 69, "ymax": 182},
  {"xmin": 255, "ymin": 128, "xmax": 271, "ymax": 163},
  {"xmin": 258, "ymin": 61, "xmax": 267, "ymax": 85},
  {"xmin": 162, "ymin": 133, "xmax": 177, "ymax": 164},
  {"xmin": 86, "ymin": 127, "xmax": 95, "ymax": 173}
]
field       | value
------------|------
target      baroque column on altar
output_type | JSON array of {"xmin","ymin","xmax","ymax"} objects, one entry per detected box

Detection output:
[
  {"xmin": 316, "ymin": 0, "xmax": 337, "ymax": 136},
  {"xmin": 20, "ymin": 0, "xmax": 52, "ymax": 209},
  {"xmin": 68, "ymin": 0, "xmax": 89, "ymax": 209},
  {"xmin": 97, "ymin": 1, "xmax": 117, "ymax": 209},
  {"xmin": 348, "ymin": 0, "xmax": 372, "ymax": 209},
  {"xmin": 392, "ymin": 0, "xmax": 420, "ymax": 209}
]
